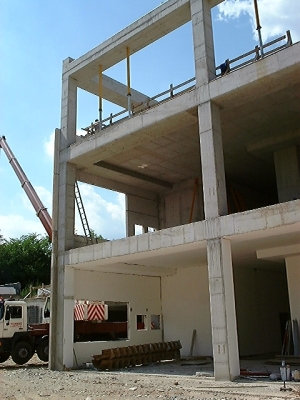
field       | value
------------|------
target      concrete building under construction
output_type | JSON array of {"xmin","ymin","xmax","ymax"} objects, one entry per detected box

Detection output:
[{"xmin": 50, "ymin": 0, "xmax": 300, "ymax": 380}]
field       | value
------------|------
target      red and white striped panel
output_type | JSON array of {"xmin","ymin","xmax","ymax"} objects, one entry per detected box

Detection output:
[
  {"xmin": 74, "ymin": 303, "xmax": 85, "ymax": 320},
  {"xmin": 87, "ymin": 304, "xmax": 106, "ymax": 321}
]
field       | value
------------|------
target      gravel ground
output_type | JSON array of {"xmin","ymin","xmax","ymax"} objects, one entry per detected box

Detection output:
[{"xmin": 1, "ymin": 355, "xmax": 300, "ymax": 400}]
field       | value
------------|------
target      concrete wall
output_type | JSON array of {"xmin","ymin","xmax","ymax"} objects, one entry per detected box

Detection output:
[
  {"xmin": 233, "ymin": 264, "xmax": 289, "ymax": 356},
  {"xmin": 162, "ymin": 178, "xmax": 204, "ymax": 229},
  {"xmin": 73, "ymin": 270, "xmax": 162, "ymax": 365},
  {"xmin": 126, "ymin": 193, "xmax": 159, "ymax": 236},
  {"xmin": 286, "ymin": 255, "xmax": 300, "ymax": 322},
  {"xmin": 161, "ymin": 265, "xmax": 212, "ymax": 357}
]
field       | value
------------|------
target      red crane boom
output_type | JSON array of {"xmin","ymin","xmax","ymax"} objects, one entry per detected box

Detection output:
[{"xmin": 0, "ymin": 136, "xmax": 52, "ymax": 240}]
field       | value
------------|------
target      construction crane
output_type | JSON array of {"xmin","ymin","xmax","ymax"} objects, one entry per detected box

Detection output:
[
  {"xmin": 0, "ymin": 136, "xmax": 95, "ymax": 243},
  {"xmin": 0, "ymin": 136, "xmax": 52, "ymax": 240}
]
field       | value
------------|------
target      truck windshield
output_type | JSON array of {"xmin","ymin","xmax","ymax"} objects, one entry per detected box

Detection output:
[
  {"xmin": 0, "ymin": 302, "xmax": 4, "ymax": 320},
  {"xmin": 44, "ymin": 297, "xmax": 50, "ymax": 318}
]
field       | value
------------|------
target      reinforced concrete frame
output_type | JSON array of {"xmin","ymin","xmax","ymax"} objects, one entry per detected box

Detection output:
[{"xmin": 50, "ymin": 0, "xmax": 300, "ymax": 381}]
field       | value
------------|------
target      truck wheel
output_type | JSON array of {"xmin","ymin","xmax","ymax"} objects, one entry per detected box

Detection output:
[
  {"xmin": 0, "ymin": 353, "xmax": 10, "ymax": 363},
  {"xmin": 37, "ymin": 339, "xmax": 49, "ymax": 362},
  {"xmin": 11, "ymin": 341, "xmax": 33, "ymax": 365}
]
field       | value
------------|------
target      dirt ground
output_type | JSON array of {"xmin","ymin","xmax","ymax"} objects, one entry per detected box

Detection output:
[{"xmin": 1, "ymin": 355, "xmax": 300, "ymax": 400}]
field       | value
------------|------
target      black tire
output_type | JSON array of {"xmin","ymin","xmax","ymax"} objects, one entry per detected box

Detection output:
[
  {"xmin": 0, "ymin": 353, "xmax": 10, "ymax": 363},
  {"xmin": 36, "ymin": 339, "xmax": 49, "ymax": 362},
  {"xmin": 11, "ymin": 341, "xmax": 33, "ymax": 365}
]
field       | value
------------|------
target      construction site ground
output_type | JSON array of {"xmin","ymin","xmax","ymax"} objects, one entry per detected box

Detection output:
[{"xmin": 1, "ymin": 354, "xmax": 300, "ymax": 400}]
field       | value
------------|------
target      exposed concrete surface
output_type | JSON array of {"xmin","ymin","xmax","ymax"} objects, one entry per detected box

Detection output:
[{"xmin": 51, "ymin": 0, "xmax": 300, "ymax": 382}]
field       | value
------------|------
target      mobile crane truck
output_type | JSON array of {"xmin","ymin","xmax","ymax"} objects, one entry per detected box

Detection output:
[
  {"xmin": 0, "ymin": 299, "xmax": 49, "ymax": 364},
  {"xmin": 0, "ymin": 296, "xmax": 127, "ymax": 365},
  {"xmin": 0, "ymin": 137, "xmax": 122, "ymax": 365}
]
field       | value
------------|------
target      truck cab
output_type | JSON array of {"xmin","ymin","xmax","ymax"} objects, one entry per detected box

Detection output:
[
  {"xmin": 0, "ymin": 300, "xmax": 49, "ymax": 365},
  {"xmin": 0, "ymin": 301, "xmax": 28, "ymax": 338}
]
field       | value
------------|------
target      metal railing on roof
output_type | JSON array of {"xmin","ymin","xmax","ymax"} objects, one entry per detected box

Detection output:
[
  {"xmin": 82, "ymin": 30, "xmax": 292, "ymax": 136},
  {"xmin": 82, "ymin": 77, "xmax": 196, "ymax": 135},
  {"xmin": 216, "ymin": 30, "xmax": 292, "ymax": 76}
]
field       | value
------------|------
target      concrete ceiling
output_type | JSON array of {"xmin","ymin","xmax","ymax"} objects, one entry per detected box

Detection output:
[{"xmin": 74, "ymin": 70, "xmax": 299, "ymax": 196}]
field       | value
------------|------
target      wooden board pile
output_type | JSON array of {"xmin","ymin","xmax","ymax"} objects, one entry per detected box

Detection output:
[{"xmin": 92, "ymin": 340, "xmax": 182, "ymax": 370}]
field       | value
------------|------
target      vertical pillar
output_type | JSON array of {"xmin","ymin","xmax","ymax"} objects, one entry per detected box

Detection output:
[
  {"xmin": 63, "ymin": 267, "xmax": 75, "ymax": 367},
  {"xmin": 199, "ymin": 101, "xmax": 227, "ymax": 218},
  {"xmin": 285, "ymin": 255, "xmax": 300, "ymax": 321},
  {"xmin": 190, "ymin": 0, "xmax": 216, "ymax": 86},
  {"xmin": 60, "ymin": 58, "xmax": 77, "ymax": 148},
  {"xmin": 274, "ymin": 146, "xmax": 300, "ymax": 202},
  {"xmin": 125, "ymin": 194, "xmax": 135, "ymax": 237},
  {"xmin": 50, "ymin": 58, "xmax": 77, "ymax": 371},
  {"xmin": 207, "ymin": 238, "xmax": 240, "ymax": 380},
  {"xmin": 126, "ymin": 46, "xmax": 132, "ymax": 116},
  {"xmin": 98, "ymin": 65, "xmax": 103, "ymax": 131}
]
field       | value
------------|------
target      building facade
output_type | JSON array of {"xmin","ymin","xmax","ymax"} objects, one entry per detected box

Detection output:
[{"xmin": 50, "ymin": 0, "xmax": 300, "ymax": 380}]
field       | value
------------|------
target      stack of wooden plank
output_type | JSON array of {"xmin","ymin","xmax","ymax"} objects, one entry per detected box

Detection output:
[{"xmin": 92, "ymin": 340, "xmax": 182, "ymax": 370}]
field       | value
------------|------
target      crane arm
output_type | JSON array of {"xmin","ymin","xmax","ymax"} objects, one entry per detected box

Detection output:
[{"xmin": 0, "ymin": 136, "xmax": 52, "ymax": 240}]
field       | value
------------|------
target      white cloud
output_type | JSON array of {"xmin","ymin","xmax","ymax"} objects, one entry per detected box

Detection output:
[
  {"xmin": 217, "ymin": 0, "xmax": 300, "ymax": 42},
  {"xmin": 44, "ymin": 129, "xmax": 90, "ymax": 160},
  {"xmin": 1, "ymin": 184, "xmax": 125, "ymax": 240},
  {"xmin": 0, "ymin": 214, "xmax": 47, "ymax": 240},
  {"xmin": 44, "ymin": 131, "xmax": 55, "ymax": 159},
  {"xmin": 75, "ymin": 183, "xmax": 125, "ymax": 240}
]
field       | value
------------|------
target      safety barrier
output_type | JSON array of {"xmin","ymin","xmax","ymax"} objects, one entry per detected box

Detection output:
[
  {"xmin": 92, "ymin": 340, "xmax": 182, "ymax": 370},
  {"xmin": 216, "ymin": 30, "xmax": 292, "ymax": 76},
  {"xmin": 82, "ymin": 77, "xmax": 195, "ymax": 135},
  {"xmin": 82, "ymin": 31, "xmax": 292, "ymax": 135}
]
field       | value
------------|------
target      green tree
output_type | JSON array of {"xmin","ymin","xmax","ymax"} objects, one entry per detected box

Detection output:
[
  {"xmin": 90, "ymin": 229, "xmax": 105, "ymax": 241},
  {"xmin": 0, "ymin": 233, "xmax": 51, "ymax": 289}
]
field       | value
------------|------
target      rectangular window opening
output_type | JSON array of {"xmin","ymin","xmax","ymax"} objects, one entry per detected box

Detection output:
[
  {"xmin": 74, "ymin": 300, "xmax": 128, "ymax": 342},
  {"xmin": 151, "ymin": 315, "xmax": 161, "ymax": 330},
  {"xmin": 136, "ymin": 314, "xmax": 147, "ymax": 330},
  {"xmin": 135, "ymin": 224, "xmax": 143, "ymax": 235}
]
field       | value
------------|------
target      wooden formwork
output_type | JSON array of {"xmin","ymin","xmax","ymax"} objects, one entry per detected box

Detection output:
[{"xmin": 92, "ymin": 340, "xmax": 182, "ymax": 370}]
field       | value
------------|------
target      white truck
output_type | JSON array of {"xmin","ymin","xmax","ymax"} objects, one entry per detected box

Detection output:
[
  {"xmin": 0, "ymin": 299, "xmax": 49, "ymax": 364},
  {"xmin": 0, "ymin": 297, "xmax": 127, "ymax": 365}
]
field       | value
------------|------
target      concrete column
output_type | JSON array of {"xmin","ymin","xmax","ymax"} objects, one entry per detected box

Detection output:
[
  {"xmin": 274, "ymin": 146, "xmax": 300, "ymax": 202},
  {"xmin": 190, "ymin": 0, "xmax": 216, "ymax": 86},
  {"xmin": 63, "ymin": 267, "xmax": 75, "ymax": 368},
  {"xmin": 61, "ymin": 58, "xmax": 77, "ymax": 147},
  {"xmin": 286, "ymin": 255, "xmax": 300, "ymax": 321},
  {"xmin": 198, "ymin": 101, "xmax": 227, "ymax": 218},
  {"xmin": 50, "ymin": 59, "xmax": 77, "ymax": 371},
  {"xmin": 207, "ymin": 238, "xmax": 240, "ymax": 380},
  {"xmin": 126, "ymin": 194, "xmax": 135, "ymax": 237}
]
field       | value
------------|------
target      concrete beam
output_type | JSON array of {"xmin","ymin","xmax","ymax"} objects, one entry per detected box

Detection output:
[
  {"xmin": 64, "ymin": 0, "xmax": 191, "ymax": 81},
  {"xmin": 94, "ymin": 161, "xmax": 173, "ymax": 189},
  {"xmin": 257, "ymin": 244, "xmax": 300, "ymax": 261},
  {"xmin": 84, "ymin": 74, "xmax": 157, "ymax": 109},
  {"xmin": 76, "ymin": 169, "xmax": 158, "ymax": 201}
]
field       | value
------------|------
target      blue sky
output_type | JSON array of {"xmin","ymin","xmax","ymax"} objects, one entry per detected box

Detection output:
[{"xmin": 0, "ymin": 0, "xmax": 299, "ymax": 241}]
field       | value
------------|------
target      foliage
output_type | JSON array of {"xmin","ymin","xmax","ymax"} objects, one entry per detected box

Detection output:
[
  {"xmin": 90, "ymin": 229, "xmax": 105, "ymax": 241},
  {"xmin": 0, "ymin": 233, "xmax": 51, "ymax": 289},
  {"xmin": 20, "ymin": 283, "xmax": 42, "ymax": 299}
]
